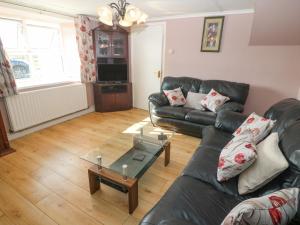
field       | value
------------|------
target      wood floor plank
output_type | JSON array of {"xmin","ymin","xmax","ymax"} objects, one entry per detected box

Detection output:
[
  {"xmin": 123, "ymin": 216, "xmax": 140, "ymax": 225},
  {"xmin": 35, "ymin": 171, "xmax": 129, "ymax": 225},
  {"xmin": 2, "ymin": 151, "xmax": 41, "ymax": 173},
  {"xmin": 0, "ymin": 179, "xmax": 57, "ymax": 225},
  {"xmin": 12, "ymin": 141, "xmax": 91, "ymax": 191},
  {"xmin": 36, "ymin": 194, "xmax": 104, "ymax": 225},
  {"xmin": 0, "ymin": 215, "xmax": 16, "ymax": 225},
  {"xmin": 5, "ymin": 109, "xmax": 200, "ymax": 225},
  {"xmin": 0, "ymin": 160, "xmax": 50, "ymax": 204}
]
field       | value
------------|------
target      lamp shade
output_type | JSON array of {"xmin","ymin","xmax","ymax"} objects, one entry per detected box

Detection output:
[
  {"xmin": 97, "ymin": 5, "xmax": 113, "ymax": 26},
  {"xmin": 119, "ymin": 19, "xmax": 133, "ymax": 27},
  {"xmin": 137, "ymin": 12, "xmax": 148, "ymax": 24},
  {"xmin": 125, "ymin": 5, "xmax": 141, "ymax": 22}
]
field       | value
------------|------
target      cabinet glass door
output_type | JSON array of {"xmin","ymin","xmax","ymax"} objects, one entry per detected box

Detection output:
[
  {"xmin": 96, "ymin": 31, "xmax": 111, "ymax": 58},
  {"xmin": 111, "ymin": 33, "xmax": 127, "ymax": 58}
]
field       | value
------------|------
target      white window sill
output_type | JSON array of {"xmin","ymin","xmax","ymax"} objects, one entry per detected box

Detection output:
[{"xmin": 17, "ymin": 81, "xmax": 82, "ymax": 93}]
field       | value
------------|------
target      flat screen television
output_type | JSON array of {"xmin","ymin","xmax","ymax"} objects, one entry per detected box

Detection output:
[{"xmin": 97, "ymin": 64, "xmax": 128, "ymax": 83}]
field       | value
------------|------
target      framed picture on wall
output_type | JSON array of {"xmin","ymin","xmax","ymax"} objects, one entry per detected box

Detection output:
[{"xmin": 201, "ymin": 16, "xmax": 225, "ymax": 52}]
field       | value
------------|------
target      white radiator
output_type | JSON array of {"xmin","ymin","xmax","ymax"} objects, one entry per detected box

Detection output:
[{"xmin": 5, "ymin": 83, "xmax": 88, "ymax": 132}]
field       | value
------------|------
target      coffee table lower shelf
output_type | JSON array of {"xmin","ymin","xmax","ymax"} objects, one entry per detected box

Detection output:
[{"xmin": 88, "ymin": 142, "xmax": 171, "ymax": 214}]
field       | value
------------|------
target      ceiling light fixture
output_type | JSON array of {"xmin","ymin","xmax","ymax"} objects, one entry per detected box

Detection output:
[{"xmin": 97, "ymin": 0, "xmax": 148, "ymax": 28}]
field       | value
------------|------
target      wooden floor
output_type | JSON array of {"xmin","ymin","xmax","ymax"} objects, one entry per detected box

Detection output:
[{"xmin": 0, "ymin": 109, "xmax": 200, "ymax": 225}]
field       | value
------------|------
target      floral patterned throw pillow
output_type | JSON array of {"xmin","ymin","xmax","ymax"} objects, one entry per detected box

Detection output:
[
  {"xmin": 221, "ymin": 188, "xmax": 299, "ymax": 225},
  {"xmin": 163, "ymin": 88, "xmax": 186, "ymax": 106},
  {"xmin": 201, "ymin": 89, "xmax": 230, "ymax": 113},
  {"xmin": 233, "ymin": 112, "xmax": 275, "ymax": 144},
  {"xmin": 217, "ymin": 130, "xmax": 257, "ymax": 182}
]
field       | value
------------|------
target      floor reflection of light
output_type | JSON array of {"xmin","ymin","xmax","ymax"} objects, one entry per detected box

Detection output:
[
  {"xmin": 122, "ymin": 121, "xmax": 149, "ymax": 134},
  {"xmin": 122, "ymin": 117, "xmax": 181, "ymax": 136}
]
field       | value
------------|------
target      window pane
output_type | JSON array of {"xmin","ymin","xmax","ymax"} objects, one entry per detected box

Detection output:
[
  {"xmin": 0, "ymin": 19, "xmax": 21, "ymax": 49},
  {"xmin": 9, "ymin": 54, "xmax": 31, "ymax": 79},
  {"xmin": 26, "ymin": 25, "xmax": 60, "ymax": 49}
]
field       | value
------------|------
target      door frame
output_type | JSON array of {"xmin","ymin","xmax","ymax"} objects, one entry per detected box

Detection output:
[{"xmin": 129, "ymin": 21, "xmax": 167, "ymax": 86}]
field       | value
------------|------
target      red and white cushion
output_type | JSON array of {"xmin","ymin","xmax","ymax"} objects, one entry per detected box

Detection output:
[
  {"xmin": 233, "ymin": 112, "xmax": 275, "ymax": 144},
  {"xmin": 221, "ymin": 188, "xmax": 299, "ymax": 225},
  {"xmin": 217, "ymin": 131, "xmax": 257, "ymax": 182},
  {"xmin": 200, "ymin": 89, "xmax": 230, "ymax": 113},
  {"xmin": 163, "ymin": 88, "xmax": 186, "ymax": 106}
]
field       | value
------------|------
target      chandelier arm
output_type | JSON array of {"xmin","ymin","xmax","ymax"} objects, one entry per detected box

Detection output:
[
  {"xmin": 110, "ymin": 3, "xmax": 120, "ymax": 11},
  {"xmin": 119, "ymin": 0, "xmax": 127, "ymax": 9},
  {"xmin": 99, "ymin": 0, "xmax": 146, "ymax": 27}
]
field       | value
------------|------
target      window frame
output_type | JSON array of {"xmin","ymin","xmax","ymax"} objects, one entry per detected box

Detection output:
[{"xmin": 0, "ymin": 17, "xmax": 80, "ymax": 89}]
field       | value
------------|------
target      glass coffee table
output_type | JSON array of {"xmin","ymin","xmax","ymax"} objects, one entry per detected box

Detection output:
[{"xmin": 82, "ymin": 130, "xmax": 172, "ymax": 214}]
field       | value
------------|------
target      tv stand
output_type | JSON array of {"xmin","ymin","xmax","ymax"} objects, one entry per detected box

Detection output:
[{"xmin": 93, "ymin": 83, "xmax": 132, "ymax": 112}]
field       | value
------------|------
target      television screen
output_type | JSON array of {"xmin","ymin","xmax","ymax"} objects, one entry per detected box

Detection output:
[{"xmin": 97, "ymin": 64, "xmax": 128, "ymax": 83}]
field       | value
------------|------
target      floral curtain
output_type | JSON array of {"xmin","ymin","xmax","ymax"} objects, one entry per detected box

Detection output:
[
  {"xmin": 0, "ymin": 37, "xmax": 17, "ymax": 97},
  {"xmin": 74, "ymin": 15, "xmax": 101, "ymax": 83}
]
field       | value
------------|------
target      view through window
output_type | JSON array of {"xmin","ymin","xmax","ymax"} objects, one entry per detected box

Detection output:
[{"xmin": 0, "ymin": 18, "xmax": 80, "ymax": 88}]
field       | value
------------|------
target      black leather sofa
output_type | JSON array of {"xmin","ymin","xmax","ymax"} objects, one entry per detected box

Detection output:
[
  {"xmin": 149, "ymin": 77, "xmax": 250, "ymax": 138},
  {"xmin": 140, "ymin": 98, "xmax": 300, "ymax": 225}
]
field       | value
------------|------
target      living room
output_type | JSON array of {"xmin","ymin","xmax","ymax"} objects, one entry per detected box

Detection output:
[{"xmin": 0, "ymin": 0, "xmax": 299, "ymax": 225}]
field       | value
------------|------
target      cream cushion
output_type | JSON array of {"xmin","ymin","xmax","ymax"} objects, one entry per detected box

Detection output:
[
  {"xmin": 238, "ymin": 132, "xmax": 289, "ymax": 195},
  {"xmin": 184, "ymin": 92, "xmax": 206, "ymax": 110}
]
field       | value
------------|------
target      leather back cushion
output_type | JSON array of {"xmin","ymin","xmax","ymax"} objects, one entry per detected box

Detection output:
[
  {"xmin": 264, "ymin": 98, "xmax": 299, "ymax": 120},
  {"xmin": 279, "ymin": 121, "xmax": 300, "ymax": 170},
  {"xmin": 161, "ymin": 77, "xmax": 202, "ymax": 97},
  {"xmin": 245, "ymin": 121, "xmax": 300, "ymax": 198},
  {"xmin": 264, "ymin": 98, "xmax": 300, "ymax": 136},
  {"xmin": 200, "ymin": 80, "xmax": 250, "ymax": 105}
]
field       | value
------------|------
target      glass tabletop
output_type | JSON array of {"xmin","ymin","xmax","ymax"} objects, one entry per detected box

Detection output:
[{"xmin": 81, "ymin": 126, "xmax": 173, "ymax": 179}]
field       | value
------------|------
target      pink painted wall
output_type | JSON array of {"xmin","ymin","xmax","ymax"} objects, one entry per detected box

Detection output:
[
  {"xmin": 164, "ymin": 13, "xmax": 300, "ymax": 114},
  {"xmin": 250, "ymin": 0, "xmax": 300, "ymax": 45}
]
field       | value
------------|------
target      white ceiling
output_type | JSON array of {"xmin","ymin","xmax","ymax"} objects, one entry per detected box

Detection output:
[{"xmin": 1, "ymin": 0, "xmax": 256, "ymax": 18}]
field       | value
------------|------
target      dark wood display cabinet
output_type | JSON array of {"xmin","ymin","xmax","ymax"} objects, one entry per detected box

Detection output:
[
  {"xmin": 93, "ymin": 83, "xmax": 132, "ymax": 112},
  {"xmin": 93, "ymin": 25, "xmax": 132, "ymax": 112}
]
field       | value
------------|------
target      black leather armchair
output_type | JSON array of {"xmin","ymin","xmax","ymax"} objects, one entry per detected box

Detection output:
[
  {"xmin": 149, "ymin": 77, "xmax": 250, "ymax": 138},
  {"xmin": 140, "ymin": 98, "xmax": 300, "ymax": 225}
]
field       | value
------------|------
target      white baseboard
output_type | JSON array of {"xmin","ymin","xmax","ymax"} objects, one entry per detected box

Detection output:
[{"xmin": 8, "ymin": 105, "xmax": 95, "ymax": 141}]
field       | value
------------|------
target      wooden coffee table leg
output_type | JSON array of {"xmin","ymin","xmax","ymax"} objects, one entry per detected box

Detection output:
[
  {"xmin": 164, "ymin": 142, "xmax": 171, "ymax": 166},
  {"xmin": 128, "ymin": 180, "xmax": 138, "ymax": 214},
  {"xmin": 88, "ymin": 169, "xmax": 100, "ymax": 194}
]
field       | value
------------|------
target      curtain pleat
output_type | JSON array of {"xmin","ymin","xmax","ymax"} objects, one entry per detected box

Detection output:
[
  {"xmin": 74, "ymin": 15, "xmax": 101, "ymax": 83},
  {"xmin": 0, "ymin": 37, "xmax": 18, "ymax": 97}
]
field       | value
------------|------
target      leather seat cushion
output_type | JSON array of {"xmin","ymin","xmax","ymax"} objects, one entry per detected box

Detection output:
[
  {"xmin": 183, "ymin": 145, "xmax": 240, "ymax": 197},
  {"xmin": 185, "ymin": 110, "xmax": 217, "ymax": 126},
  {"xmin": 153, "ymin": 106, "xmax": 193, "ymax": 120},
  {"xmin": 140, "ymin": 176, "xmax": 240, "ymax": 225},
  {"xmin": 201, "ymin": 126, "xmax": 233, "ymax": 150},
  {"xmin": 153, "ymin": 117, "xmax": 204, "ymax": 138}
]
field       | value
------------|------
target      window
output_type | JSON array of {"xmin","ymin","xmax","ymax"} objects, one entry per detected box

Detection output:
[{"xmin": 0, "ymin": 18, "xmax": 80, "ymax": 89}]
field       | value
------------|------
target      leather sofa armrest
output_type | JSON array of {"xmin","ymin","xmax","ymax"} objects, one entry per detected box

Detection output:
[
  {"xmin": 216, "ymin": 102, "xmax": 244, "ymax": 113},
  {"xmin": 215, "ymin": 111, "xmax": 248, "ymax": 134},
  {"xmin": 148, "ymin": 92, "xmax": 169, "ymax": 107}
]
